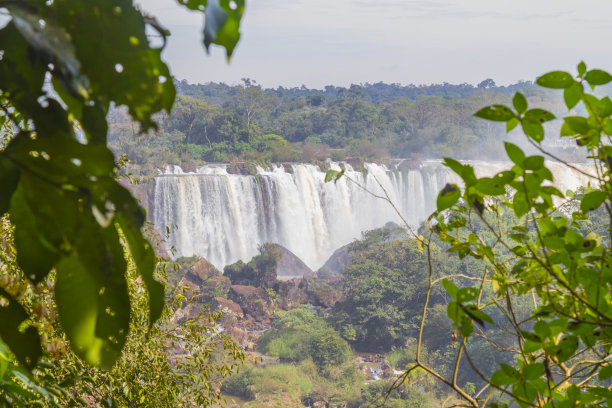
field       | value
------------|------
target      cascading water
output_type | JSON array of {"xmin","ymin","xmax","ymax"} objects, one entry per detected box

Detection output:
[{"xmin": 152, "ymin": 161, "xmax": 594, "ymax": 271}]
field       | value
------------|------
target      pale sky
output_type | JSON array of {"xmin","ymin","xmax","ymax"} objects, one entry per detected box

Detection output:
[{"xmin": 138, "ymin": 0, "xmax": 612, "ymax": 88}]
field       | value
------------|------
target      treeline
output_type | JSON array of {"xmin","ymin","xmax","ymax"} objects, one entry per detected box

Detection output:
[{"xmin": 108, "ymin": 79, "xmax": 573, "ymax": 174}]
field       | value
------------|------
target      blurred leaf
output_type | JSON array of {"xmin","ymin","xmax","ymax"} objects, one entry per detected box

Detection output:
[
  {"xmin": 564, "ymin": 81, "xmax": 583, "ymax": 110},
  {"xmin": 474, "ymin": 105, "xmax": 515, "ymax": 122},
  {"xmin": 504, "ymin": 142, "xmax": 525, "ymax": 166},
  {"xmin": 203, "ymin": 0, "xmax": 245, "ymax": 60},
  {"xmin": 442, "ymin": 279, "xmax": 459, "ymax": 299},
  {"xmin": 585, "ymin": 69, "xmax": 612, "ymax": 86},
  {"xmin": 512, "ymin": 92, "xmax": 527, "ymax": 113},
  {"xmin": 580, "ymin": 190, "xmax": 606, "ymax": 212},
  {"xmin": 437, "ymin": 183, "xmax": 460, "ymax": 212},
  {"xmin": 0, "ymin": 288, "xmax": 42, "ymax": 369},
  {"xmin": 536, "ymin": 71, "xmax": 574, "ymax": 89}
]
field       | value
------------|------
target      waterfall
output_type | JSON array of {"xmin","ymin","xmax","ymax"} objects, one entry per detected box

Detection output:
[{"xmin": 152, "ymin": 161, "xmax": 594, "ymax": 271}]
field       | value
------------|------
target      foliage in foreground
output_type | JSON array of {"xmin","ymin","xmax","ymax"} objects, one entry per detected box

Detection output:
[
  {"xmin": 383, "ymin": 64, "xmax": 612, "ymax": 407},
  {"xmin": 0, "ymin": 218, "xmax": 245, "ymax": 407},
  {"xmin": 0, "ymin": 0, "xmax": 244, "ymax": 374}
]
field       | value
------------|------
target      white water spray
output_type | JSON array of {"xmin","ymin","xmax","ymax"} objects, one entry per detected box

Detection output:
[{"xmin": 152, "ymin": 161, "xmax": 594, "ymax": 270}]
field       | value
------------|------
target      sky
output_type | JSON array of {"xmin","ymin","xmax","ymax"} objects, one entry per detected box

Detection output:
[{"xmin": 138, "ymin": 0, "xmax": 612, "ymax": 89}]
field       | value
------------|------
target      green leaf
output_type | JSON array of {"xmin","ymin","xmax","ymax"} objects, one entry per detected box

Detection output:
[
  {"xmin": 513, "ymin": 193, "xmax": 529, "ymax": 218},
  {"xmin": 475, "ymin": 177, "xmax": 506, "ymax": 195},
  {"xmin": 325, "ymin": 169, "xmax": 340, "ymax": 183},
  {"xmin": 564, "ymin": 81, "xmax": 583, "ymax": 110},
  {"xmin": 577, "ymin": 61, "xmax": 587, "ymax": 77},
  {"xmin": 0, "ymin": 156, "xmax": 21, "ymax": 215},
  {"xmin": 491, "ymin": 370, "xmax": 515, "ymax": 386},
  {"xmin": 442, "ymin": 279, "xmax": 459, "ymax": 300},
  {"xmin": 523, "ymin": 363, "xmax": 545, "ymax": 380},
  {"xmin": 580, "ymin": 190, "xmax": 607, "ymax": 212},
  {"xmin": 585, "ymin": 69, "xmax": 612, "ymax": 86},
  {"xmin": 521, "ymin": 119, "xmax": 545, "ymax": 142},
  {"xmin": 523, "ymin": 156, "xmax": 544, "ymax": 171},
  {"xmin": 504, "ymin": 142, "xmax": 525, "ymax": 166},
  {"xmin": 0, "ymin": 288, "xmax": 42, "ymax": 369},
  {"xmin": 536, "ymin": 71, "xmax": 574, "ymax": 89},
  {"xmin": 55, "ymin": 223, "xmax": 130, "ymax": 370},
  {"xmin": 442, "ymin": 157, "xmax": 464, "ymax": 175},
  {"xmin": 203, "ymin": 0, "xmax": 245, "ymax": 60},
  {"xmin": 8, "ymin": 3, "xmax": 89, "ymax": 100},
  {"xmin": 512, "ymin": 92, "xmax": 527, "ymax": 113},
  {"xmin": 474, "ymin": 105, "xmax": 515, "ymax": 122},
  {"xmin": 524, "ymin": 108, "xmax": 555, "ymax": 123},
  {"xmin": 9, "ymin": 174, "xmax": 79, "ymax": 283},
  {"xmin": 564, "ymin": 116, "xmax": 590, "ymax": 134},
  {"xmin": 556, "ymin": 335, "xmax": 578, "ymax": 362},
  {"xmin": 437, "ymin": 184, "xmax": 460, "ymax": 212},
  {"xmin": 457, "ymin": 287, "xmax": 478, "ymax": 302},
  {"xmin": 599, "ymin": 365, "xmax": 612, "ymax": 381},
  {"xmin": 458, "ymin": 316, "xmax": 474, "ymax": 337},
  {"xmin": 506, "ymin": 117, "xmax": 520, "ymax": 132},
  {"xmin": 464, "ymin": 306, "xmax": 494, "ymax": 326}
]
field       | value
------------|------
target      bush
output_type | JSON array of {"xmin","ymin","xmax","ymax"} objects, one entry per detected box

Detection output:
[{"xmin": 257, "ymin": 307, "xmax": 351, "ymax": 370}]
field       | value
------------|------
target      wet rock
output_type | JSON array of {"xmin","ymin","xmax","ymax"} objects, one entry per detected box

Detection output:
[
  {"xmin": 276, "ymin": 278, "xmax": 307, "ymax": 310},
  {"xmin": 270, "ymin": 244, "xmax": 313, "ymax": 280},
  {"xmin": 188, "ymin": 258, "xmax": 218, "ymax": 283},
  {"xmin": 215, "ymin": 297, "xmax": 244, "ymax": 319},
  {"xmin": 320, "ymin": 244, "xmax": 351, "ymax": 275},
  {"xmin": 300, "ymin": 273, "xmax": 342, "ymax": 308},
  {"xmin": 229, "ymin": 285, "xmax": 270, "ymax": 321}
]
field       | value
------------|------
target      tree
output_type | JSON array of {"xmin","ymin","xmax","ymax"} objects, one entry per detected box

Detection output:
[
  {"xmin": 385, "ymin": 63, "xmax": 612, "ymax": 407},
  {"xmin": 0, "ymin": 0, "xmax": 245, "ymax": 383}
]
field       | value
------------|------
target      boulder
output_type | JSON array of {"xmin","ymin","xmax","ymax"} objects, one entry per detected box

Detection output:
[
  {"xmin": 188, "ymin": 258, "xmax": 218, "ymax": 284},
  {"xmin": 269, "ymin": 244, "xmax": 313, "ymax": 280},
  {"xmin": 300, "ymin": 273, "xmax": 342, "ymax": 308},
  {"xmin": 229, "ymin": 285, "xmax": 270, "ymax": 321},
  {"xmin": 276, "ymin": 278, "xmax": 307, "ymax": 310},
  {"xmin": 320, "ymin": 244, "xmax": 351, "ymax": 275},
  {"xmin": 215, "ymin": 297, "xmax": 243, "ymax": 319}
]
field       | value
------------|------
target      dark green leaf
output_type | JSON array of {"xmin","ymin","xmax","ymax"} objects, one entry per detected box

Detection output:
[
  {"xmin": 437, "ymin": 184, "xmax": 460, "ymax": 212},
  {"xmin": 599, "ymin": 365, "xmax": 612, "ymax": 381},
  {"xmin": 474, "ymin": 105, "xmax": 515, "ymax": 122},
  {"xmin": 580, "ymin": 190, "xmax": 607, "ymax": 212},
  {"xmin": 55, "ymin": 222, "xmax": 130, "ymax": 370},
  {"xmin": 523, "ymin": 156, "xmax": 544, "ymax": 171},
  {"xmin": 0, "ymin": 156, "xmax": 20, "ymax": 215},
  {"xmin": 536, "ymin": 71, "xmax": 574, "ymax": 89},
  {"xmin": 524, "ymin": 108, "xmax": 555, "ymax": 123},
  {"xmin": 0, "ymin": 288, "xmax": 42, "ymax": 369}
]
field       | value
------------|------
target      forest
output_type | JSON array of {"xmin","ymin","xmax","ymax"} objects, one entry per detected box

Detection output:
[
  {"xmin": 109, "ymin": 79, "xmax": 589, "ymax": 177},
  {"xmin": 1, "ymin": 0, "xmax": 611, "ymax": 408}
]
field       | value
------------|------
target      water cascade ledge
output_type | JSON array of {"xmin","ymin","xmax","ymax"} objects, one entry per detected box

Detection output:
[{"xmin": 152, "ymin": 161, "xmax": 593, "ymax": 271}]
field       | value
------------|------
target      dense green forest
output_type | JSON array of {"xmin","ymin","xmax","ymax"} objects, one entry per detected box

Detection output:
[{"xmin": 109, "ymin": 79, "xmax": 589, "ymax": 175}]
